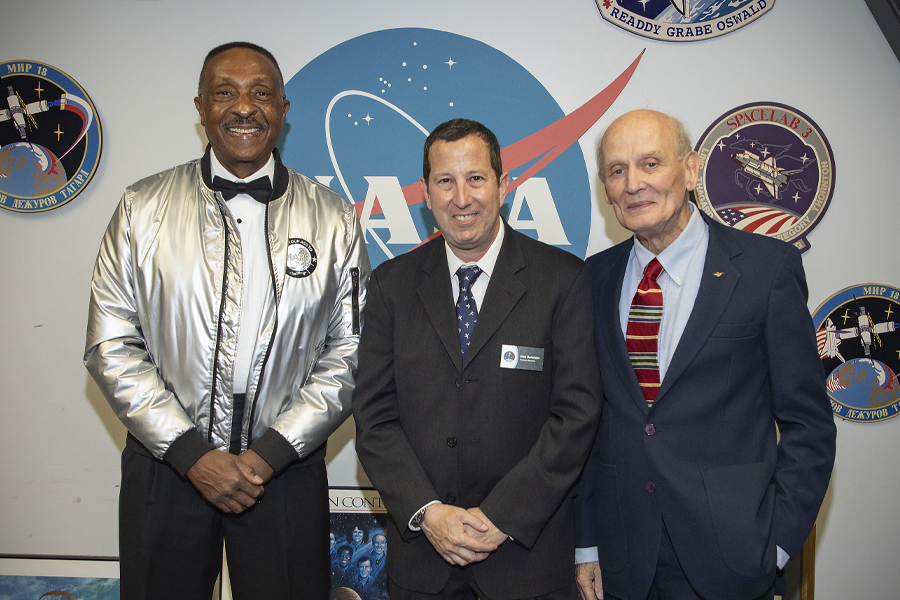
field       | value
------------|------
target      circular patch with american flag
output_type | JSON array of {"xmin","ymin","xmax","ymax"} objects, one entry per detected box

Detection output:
[
  {"xmin": 693, "ymin": 102, "xmax": 834, "ymax": 253},
  {"xmin": 812, "ymin": 283, "xmax": 900, "ymax": 423}
]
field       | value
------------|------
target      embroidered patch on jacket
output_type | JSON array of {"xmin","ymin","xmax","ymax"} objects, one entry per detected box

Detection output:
[
  {"xmin": 694, "ymin": 102, "xmax": 835, "ymax": 253},
  {"xmin": 286, "ymin": 238, "xmax": 317, "ymax": 277},
  {"xmin": 812, "ymin": 284, "xmax": 900, "ymax": 423}
]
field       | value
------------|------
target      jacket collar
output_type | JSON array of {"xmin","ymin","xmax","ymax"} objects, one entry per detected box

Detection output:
[{"xmin": 200, "ymin": 145, "xmax": 290, "ymax": 202}]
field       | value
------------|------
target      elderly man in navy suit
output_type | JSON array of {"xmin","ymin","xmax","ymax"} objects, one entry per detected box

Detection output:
[
  {"xmin": 354, "ymin": 118, "xmax": 602, "ymax": 599},
  {"xmin": 574, "ymin": 110, "xmax": 836, "ymax": 600}
]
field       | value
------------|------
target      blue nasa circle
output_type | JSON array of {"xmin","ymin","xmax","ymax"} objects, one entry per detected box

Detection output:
[{"xmin": 279, "ymin": 28, "xmax": 591, "ymax": 268}]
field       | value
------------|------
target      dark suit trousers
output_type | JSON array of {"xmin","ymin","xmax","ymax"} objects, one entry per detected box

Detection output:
[
  {"xmin": 119, "ymin": 442, "xmax": 330, "ymax": 600},
  {"xmin": 389, "ymin": 568, "xmax": 579, "ymax": 600},
  {"xmin": 603, "ymin": 521, "xmax": 775, "ymax": 600}
]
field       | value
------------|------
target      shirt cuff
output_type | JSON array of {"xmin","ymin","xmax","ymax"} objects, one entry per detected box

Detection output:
[
  {"xmin": 408, "ymin": 500, "xmax": 442, "ymax": 531},
  {"xmin": 163, "ymin": 428, "xmax": 216, "ymax": 478},
  {"xmin": 248, "ymin": 428, "xmax": 298, "ymax": 475},
  {"xmin": 776, "ymin": 545, "xmax": 790, "ymax": 570},
  {"xmin": 576, "ymin": 546, "xmax": 599, "ymax": 564}
]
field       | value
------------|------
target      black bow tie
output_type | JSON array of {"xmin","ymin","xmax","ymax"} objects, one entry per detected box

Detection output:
[{"xmin": 212, "ymin": 175, "xmax": 273, "ymax": 203}]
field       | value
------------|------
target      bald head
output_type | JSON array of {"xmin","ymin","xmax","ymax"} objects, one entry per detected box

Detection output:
[
  {"xmin": 597, "ymin": 110, "xmax": 692, "ymax": 181},
  {"xmin": 595, "ymin": 109, "xmax": 700, "ymax": 254}
]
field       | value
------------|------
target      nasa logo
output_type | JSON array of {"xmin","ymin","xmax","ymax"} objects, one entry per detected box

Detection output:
[
  {"xmin": 286, "ymin": 238, "xmax": 317, "ymax": 278},
  {"xmin": 812, "ymin": 284, "xmax": 900, "ymax": 423},
  {"xmin": 0, "ymin": 61, "xmax": 102, "ymax": 213},
  {"xmin": 279, "ymin": 28, "xmax": 642, "ymax": 268},
  {"xmin": 596, "ymin": 0, "xmax": 774, "ymax": 42},
  {"xmin": 694, "ymin": 102, "xmax": 834, "ymax": 252}
]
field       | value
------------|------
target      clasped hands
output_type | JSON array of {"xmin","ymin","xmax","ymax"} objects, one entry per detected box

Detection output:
[
  {"xmin": 420, "ymin": 504, "xmax": 508, "ymax": 566},
  {"xmin": 186, "ymin": 449, "xmax": 275, "ymax": 514}
]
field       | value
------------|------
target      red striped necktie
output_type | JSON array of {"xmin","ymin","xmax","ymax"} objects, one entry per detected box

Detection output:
[{"xmin": 626, "ymin": 258, "xmax": 665, "ymax": 406}]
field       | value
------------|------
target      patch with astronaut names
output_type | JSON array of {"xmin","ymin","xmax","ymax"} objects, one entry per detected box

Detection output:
[
  {"xmin": 812, "ymin": 284, "xmax": 900, "ymax": 423},
  {"xmin": 694, "ymin": 102, "xmax": 834, "ymax": 253}
]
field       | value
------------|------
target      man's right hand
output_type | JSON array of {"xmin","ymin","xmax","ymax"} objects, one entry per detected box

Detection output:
[
  {"xmin": 576, "ymin": 561, "xmax": 604, "ymax": 600},
  {"xmin": 186, "ymin": 449, "xmax": 264, "ymax": 513},
  {"xmin": 419, "ymin": 503, "xmax": 499, "ymax": 566}
]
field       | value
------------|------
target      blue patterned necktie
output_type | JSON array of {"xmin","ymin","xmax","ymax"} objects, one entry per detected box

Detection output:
[{"xmin": 456, "ymin": 265, "xmax": 483, "ymax": 360}]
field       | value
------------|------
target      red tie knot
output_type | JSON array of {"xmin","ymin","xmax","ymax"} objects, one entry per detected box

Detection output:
[{"xmin": 644, "ymin": 258, "xmax": 664, "ymax": 282}]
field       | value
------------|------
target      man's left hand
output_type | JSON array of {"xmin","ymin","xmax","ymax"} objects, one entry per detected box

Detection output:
[
  {"xmin": 465, "ymin": 507, "xmax": 508, "ymax": 547},
  {"xmin": 239, "ymin": 449, "xmax": 275, "ymax": 485}
]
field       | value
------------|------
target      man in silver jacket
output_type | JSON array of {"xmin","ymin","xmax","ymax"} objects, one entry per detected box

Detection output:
[{"xmin": 84, "ymin": 42, "xmax": 370, "ymax": 599}]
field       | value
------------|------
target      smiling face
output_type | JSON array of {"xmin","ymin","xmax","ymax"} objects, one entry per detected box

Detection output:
[
  {"xmin": 352, "ymin": 527, "xmax": 364, "ymax": 543},
  {"xmin": 357, "ymin": 559, "xmax": 372, "ymax": 578},
  {"xmin": 372, "ymin": 534, "xmax": 386, "ymax": 556},
  {"xmin": 338, "ymin": 548, "xmax": 351, "ymax": 567},
  {"xmin": 599, "ymin": 110, "xmax": 699, "ymax": 255},
  {"xmin": 421, "ymin": 134, "xmax": 509, "ymax": 263},
  {"xmin": 194, "ymin": 47, "xmax": 289, "ymax": 179}
]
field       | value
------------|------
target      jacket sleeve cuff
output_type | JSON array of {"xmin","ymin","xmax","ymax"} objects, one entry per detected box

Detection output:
[
  {"xmin": 164, "ymin": 428, "xmax": 216, "ymax": 478},
  {"xmin": 249, "ymin": 428, "xmax": 298, "ymax": 475}
]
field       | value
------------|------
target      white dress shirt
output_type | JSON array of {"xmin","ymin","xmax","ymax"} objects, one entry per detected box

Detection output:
[{"xmin": 210, "ymin": 150, "xmax": 274, "ymax": 395}]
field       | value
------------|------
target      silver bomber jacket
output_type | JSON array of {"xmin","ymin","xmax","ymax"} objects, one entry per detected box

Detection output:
[{"xmin": 84, "ymin": 150, "xmax": 370, "ymax": 468}]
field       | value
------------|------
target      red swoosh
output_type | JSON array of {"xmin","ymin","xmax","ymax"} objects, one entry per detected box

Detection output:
[{"xmin": 354, "ymin": 50, "xmax": 645, "ymax": 222}]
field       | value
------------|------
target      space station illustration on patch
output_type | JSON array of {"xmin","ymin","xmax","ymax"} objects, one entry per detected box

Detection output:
[
  {"xmin": 812, "ymin": 284, "xmax": 900, "ymax": 423},
  {"xmin": 694, "ymin": 102, "xmax": 834, "ymax": 252},
  {"xmin": 1, "ymin": 60, "xmax": 102, "ymax": 213}
]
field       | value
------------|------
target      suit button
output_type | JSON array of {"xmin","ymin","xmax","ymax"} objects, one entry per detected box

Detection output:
[
  {"xmin": 447, "ymin": 437, "xmax": 457, "ymax": 448},
  {"xmin": 646, "ymin": 481, "xmax": 655, "ymax": 494},
  {"xmin": 455, "ymin": 379, "xmax": 462, "ymax": 388},
  {"xmin": 445, "ymin": 493, "xmax": 457, "ymax": 504},
  {"xmin": 645, "ymin": 424, "xmax": 656, "ymax": 436}
]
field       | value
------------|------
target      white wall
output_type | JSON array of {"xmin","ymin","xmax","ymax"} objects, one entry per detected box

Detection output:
[{"xmin": 1, "ymin": 1, "xmax": 898, "ymax": 597}]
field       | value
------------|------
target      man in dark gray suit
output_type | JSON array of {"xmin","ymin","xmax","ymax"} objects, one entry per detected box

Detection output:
[
  {"xmin": 353, "ymin": 118, "xmax": 601, "ymax": 599},
  {"xmin": 574, "ymin": 109, "xmax": 836, "ymax": 600}
]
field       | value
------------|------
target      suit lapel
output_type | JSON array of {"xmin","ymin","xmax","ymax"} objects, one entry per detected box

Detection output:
[
  {"xmin": 416, "ymin": 238, "xmax": 464, "ymax": 374},
  {"xmin": 464, "ymin": 225, "xmax": 526, "ymax": 366},
  {"xmin": 656, "ymin": 218, "xmax": 742, "ymax": 401},
  {"xmin": 596, "ymin": 241, "xmax": 652, "ymax": 414}
]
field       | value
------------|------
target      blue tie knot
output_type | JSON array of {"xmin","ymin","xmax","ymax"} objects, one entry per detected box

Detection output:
[{"xmin": 457, "ymin": 265, "xmax": 482, "ymax": 294}]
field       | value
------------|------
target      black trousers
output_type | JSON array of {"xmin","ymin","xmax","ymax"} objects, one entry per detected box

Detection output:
[{"xmin": 119, "ymin": 443, "xmax": 330, "ymax": 600}]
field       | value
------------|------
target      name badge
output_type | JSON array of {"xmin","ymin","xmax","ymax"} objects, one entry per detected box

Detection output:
[{"xmin": 500, "ymin": 345, "xmax": 544, "ymax": 371}]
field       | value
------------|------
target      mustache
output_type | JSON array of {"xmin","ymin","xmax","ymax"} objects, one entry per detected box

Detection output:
[{"xmin": 222, "ymin": 118, "xmax": 268, "ymax": 130}]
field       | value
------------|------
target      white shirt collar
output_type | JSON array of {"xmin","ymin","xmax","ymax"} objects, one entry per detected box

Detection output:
[
  {"xmin": 445, "ymin": 218, "xmax": 506, "ymax": 278},
  {"xmin": 633, "ymin": 202, "xmax": 707, "ymax": 287},
  {"xmin": 209, "ymin": 148, "xmax": 276, "ymax": 184}
]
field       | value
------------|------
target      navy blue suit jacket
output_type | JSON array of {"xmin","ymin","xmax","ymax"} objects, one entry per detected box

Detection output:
[{"xmin": 574, "ymin": 214, "xmax": 836, "ymax": 600}]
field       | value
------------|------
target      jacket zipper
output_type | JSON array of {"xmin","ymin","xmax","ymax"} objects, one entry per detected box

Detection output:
[
  {"xmin": 351, "ymin": 267, "xmax": 360, "ymax": 335},
  {"xmin": 209, "ymin": 197, "xmax": 231, "ymax": 444}
]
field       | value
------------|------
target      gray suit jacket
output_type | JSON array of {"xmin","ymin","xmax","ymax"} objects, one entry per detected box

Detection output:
[{"xmin": 354, "ymin": 223, "xmax": 601, "ymax": 599}]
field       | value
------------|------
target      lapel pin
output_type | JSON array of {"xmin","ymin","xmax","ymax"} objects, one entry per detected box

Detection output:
[{"xmin": 713, "ymin": 272, "xmax": 724, "ymax": 278}]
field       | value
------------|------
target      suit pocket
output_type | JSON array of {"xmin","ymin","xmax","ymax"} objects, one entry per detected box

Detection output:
[
  {"xmin": 594, "ymin": 460, "xmax": 628, "ymax": 574},
  {"xmin": 709, "ymin": 321, "xmax": 761, "ymax": 338},
  {"xmin": 701, "ymin": 461, "xmax": 776, "ymax": 578}
]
